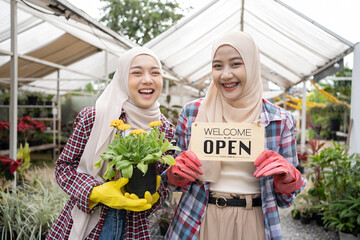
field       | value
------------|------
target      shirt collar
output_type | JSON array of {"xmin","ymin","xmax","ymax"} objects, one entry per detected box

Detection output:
[{"xmin": 259, "ymin": 99, "xmax": 282, "ymax": 127}]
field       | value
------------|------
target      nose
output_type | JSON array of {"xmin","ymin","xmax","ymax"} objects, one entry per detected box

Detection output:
[
  {"xmin": 221, "ymin": 66, "xmax": 233, "ymax": 80},
  {"xmin": 141, "ymin": 72, "xmax": 153, "ymax": 84}
]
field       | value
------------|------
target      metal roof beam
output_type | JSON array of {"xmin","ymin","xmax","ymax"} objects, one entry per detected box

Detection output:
[{"xmin": 18, "ymin": 53, "xmax": 110, "ymax": 81}]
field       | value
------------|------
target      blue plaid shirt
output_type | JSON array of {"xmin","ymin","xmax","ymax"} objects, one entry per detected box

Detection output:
[{"xmin": 163, "ymin": 98, "xmax": 306, "ymax": 240}]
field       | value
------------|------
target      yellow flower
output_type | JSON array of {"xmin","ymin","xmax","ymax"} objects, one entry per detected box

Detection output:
[
  {"xmin": 110, "ymin": 119, "xmax": 124, "ymax": 128},
  {"xmin": 149, "ymin": 121, "xmax": 163, "ymax": 128},
  {"xmin": 113, "ymin": 134, "xmax": 118, "ymax": 138},
  {"xmin": 118, "ymin": 124, "xmax": 131, "ymax": 130},
  {"xmin": 130, "ymin": 129, "xmax": 147, "ymax": 135}
]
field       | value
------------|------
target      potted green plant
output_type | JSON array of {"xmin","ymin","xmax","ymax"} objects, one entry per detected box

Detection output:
[
  {"xmin": 16, "ymin": 142, "xmax": 31, "ymax": 183},
  {"xmin": 323, "ymin": 195, "xmax": 360, "ymax": 239},
  {"xmin": 308, "ymin": 141, "xmax": 360, "ymax": 239},
  {"xmin": 1, "ymin": 89, "xmax": 10, "ymax": 105},
  {"xmin": 95, "ymin": 120, "xmax": 180, "ymax": 197}
]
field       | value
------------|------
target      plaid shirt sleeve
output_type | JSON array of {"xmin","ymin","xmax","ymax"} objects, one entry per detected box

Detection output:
[{"xmin": 55, "ymin": 107, "xmax": 101, "ymax": 214}]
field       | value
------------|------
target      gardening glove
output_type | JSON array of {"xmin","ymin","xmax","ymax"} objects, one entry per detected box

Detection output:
[
  {"xmin": 167, "ymin": 150, "xmax": 203, "ymax": 187},
  {"xmin": 124, "ymin": 175, "xmax": 161, "ymax": 206},
  {"xmin": 254, "ymin": 150, "xmax": 303, "ymax": 194},
  {"xmin": 89, "ymin": 178, "xmax": 151, "ymax": 212}
]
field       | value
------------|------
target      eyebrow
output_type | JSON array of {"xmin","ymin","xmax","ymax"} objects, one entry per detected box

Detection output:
[
  {"xmin": 130, "ymin": 66, "xmax": 160, "ymax": 69},
  {"xmin": 212, "ymin": 57, "xmax": 243, "ymax": 63}
]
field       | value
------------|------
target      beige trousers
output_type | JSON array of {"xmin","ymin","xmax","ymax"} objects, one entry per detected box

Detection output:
[{"xmin": 198, "ymin": 194, "xmax": 265, "ymax": 240}]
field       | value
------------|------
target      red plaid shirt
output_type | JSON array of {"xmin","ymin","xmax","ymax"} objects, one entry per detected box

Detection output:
[{"xmin": 46, "ymin": 107, "xmax": 175, "ymax": 240}]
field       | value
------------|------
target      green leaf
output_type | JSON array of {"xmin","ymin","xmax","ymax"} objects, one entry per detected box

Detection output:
[
  {"xmin": 94, "ymin": 159, "xmax": 102, "ymax": 169},
  {"xmin": 115, "ymin": 160, "xmax": 132, "ymax": 170},
  {"xmin": 152, "ymin": 151, "xmax": 162, "ymax": 159},
  {"xmin": 161, "ymin": 155, "xmax": 175, "ymax": 165},
  {"xmin": 122, "ymin": 165, "xmax": 133, "ymax": 178},
  {"xmin": 103, "ymin": 163, "xmax": 115, "ymax": 180},
  {"xmin": 137, "ymin": 162, "xmax": 148, "ymax": 175},
  {"xmin": 141, "ymin": 154, "xmax": 154, "ymax": 162},
  {"xmin": 100, "ymin": 153, "xmax": 114, "ymax": 160}
]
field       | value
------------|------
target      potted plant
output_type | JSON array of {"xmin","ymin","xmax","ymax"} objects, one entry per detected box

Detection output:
[
  {"xmin": 1, "ymin": 89, "xmax": 10, "ymax": 105},
  {"xmin": 45, "ymin": 94, "xmax": 54, "ymax": 105},
  {"xmin": 323, "ymin": 195, "xmax": 360, "ymax": 239},
  {"xmin": 16, "ymin": 142, "xmax": 31, "ymax": 183},
  {"xmin": 0, "ymin": 121, "xmax": 10, "ymax": 149},
  {"xmin": 300, "ymin": 206, "xmax": 313, "ymax": 224},
  {"xmin": 95, "ymin": 120, "xmax": 180, "ymax": 197},
  {"xmin": 0, "ymin": 155, "xmax": 21, "ymax": 184},
  {"xmin": 309, "ymin": 141, "xmax": 360, "ymax": 239}
]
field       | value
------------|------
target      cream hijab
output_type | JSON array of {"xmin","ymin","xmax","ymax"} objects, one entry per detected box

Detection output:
[
  {"xmin": 69, "ymin": 47, "xmax": 162, "ymax": 239},
  {"xmin": 197, "ymin": 31, "xmax": 263, "ymax": 182}
]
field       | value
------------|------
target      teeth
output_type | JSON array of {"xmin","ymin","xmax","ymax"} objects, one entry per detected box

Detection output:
[
  {"xmin": 139, "ymin": 89, "xmax": 154, "ymax": 94},
  {"xmin": 223, "ymin": 83, "xmax": 237, "ymax": 88}
]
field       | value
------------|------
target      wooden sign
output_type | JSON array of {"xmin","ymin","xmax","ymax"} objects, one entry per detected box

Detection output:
[{"xmin": 190, "ymin": 122, "xmax": 264, "ymax": 162}]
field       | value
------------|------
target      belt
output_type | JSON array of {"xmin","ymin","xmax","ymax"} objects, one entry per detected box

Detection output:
[{"xmin": 208, "ymin": 196, "xmax": 262, "ymax": 208}]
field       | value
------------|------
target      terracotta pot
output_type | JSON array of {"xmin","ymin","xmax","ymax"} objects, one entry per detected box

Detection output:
[{"xmin": 125, "ymin": 162, "xmax": 157, "ymax": 198}]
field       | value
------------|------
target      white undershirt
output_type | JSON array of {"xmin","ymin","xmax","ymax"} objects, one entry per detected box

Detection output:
[{"xmin": 210, "ymin": 161, "xmax": 261, "ymax": 194}]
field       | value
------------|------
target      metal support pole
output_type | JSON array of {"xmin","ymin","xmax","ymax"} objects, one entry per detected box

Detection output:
[
  {"xmin": 104, "ymin": 50, "xmax": 109, "ymax": 85},
  {"xmin": 165, "ymin": 79, "xmax": 170, "ymax": 107},
  {"xmin": 240, "ymin": 0, "xmax": 245, "ymax": 31},
  {"xmin": 57, "ymin": 70, "xmax": 61, "ymax": 159},
  {"xmin": 9, "ymin": 0, "xmax": 18, "ymax": 160},
  {"xmin": 300, "ymin": 81, "xmax": 307, "ymax": 154},
  {"xmin": 180, "ymin": 81, "xmax": 184, "ymax": 106},
  {"xmin": 349, "ymin": 43, "xmax": 360, "ymax": 154}
]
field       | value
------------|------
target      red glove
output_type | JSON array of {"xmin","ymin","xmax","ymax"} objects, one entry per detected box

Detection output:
[
  {"xmin": 254, "ymin": 150, "xmax": 302, "ymax": 194},
  {"xmin": 167, "ymin": 150, "xmax": 203, "ymax": 187}
]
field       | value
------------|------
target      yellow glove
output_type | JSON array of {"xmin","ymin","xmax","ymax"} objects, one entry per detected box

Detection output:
[
  {"xmin": 124, "ymin": 175, "xmax": 161, "ymax": 206},
  {"xmin": 89, "ymin": 178, "xmax": 151, "ymax": 212}
]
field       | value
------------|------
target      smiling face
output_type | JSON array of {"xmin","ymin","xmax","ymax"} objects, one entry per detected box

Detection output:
[
  {"xmin": 128, "ymin": 54, "xmax": 163, "ymax": 108},
  {"xmin": 211, "ymin": 45, "xmax": 247, "ymax": 102}
]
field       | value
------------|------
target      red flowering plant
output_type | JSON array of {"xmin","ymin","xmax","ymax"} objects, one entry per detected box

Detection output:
[
  {"xmin": 17, "ymin": 115, "xmax": 45, "ymax": 144},
  {"xmin": 0, "ymin": 121, "xmax": 10, "ymax": 138},
  {"xmin": 0, "ymin": 155, "xmax": 21, "ymax": 182}
]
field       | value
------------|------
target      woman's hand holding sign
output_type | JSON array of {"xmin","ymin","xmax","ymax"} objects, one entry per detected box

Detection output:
[
  {"xmin": 167, "ymin": 150, "xmax": 203, "ymax": 187},
  {"xmin": 253, "ymin": 150, "xmax": 302, "ymax": 194}
]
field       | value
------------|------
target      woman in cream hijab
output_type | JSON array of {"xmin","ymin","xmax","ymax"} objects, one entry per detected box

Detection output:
[
  {"xmin": 165, "ymin": 31, "xmax": 305, "ymax": 240},
  {"xmin": 47, "ymin": 47, "xmax": 176, "ymax": 240}
]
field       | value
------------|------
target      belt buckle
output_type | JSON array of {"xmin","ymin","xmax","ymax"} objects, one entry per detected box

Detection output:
[{"xmin": 215, "ymin": 196, "xmax": 227, "ymax": 208}]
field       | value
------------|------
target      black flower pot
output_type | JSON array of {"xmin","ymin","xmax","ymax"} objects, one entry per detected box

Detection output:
[
  {"xmin": 291, "ymin": 210, "xmax": 301, "ymax": 220},
  {"xmin": 27, "ymin": 96, "xmax": 38, "ymax": 105},
  {"xmin": 160, "ymin": 224, "xmax": 169, "ymax": 236},
  {"xmin": 296, "ymin": 165, "xmax": 304, "ymax": 174},
  {"xmin": 300, "ymin": 215, "xmax": 312, "ymax": 224},
  {"xmin": 313, "ymin": 212, "xmax": 324, "ymax": 226},
  {"xmin": 125, "ymin": 162, "xmax": 157, "ymax": 198}
]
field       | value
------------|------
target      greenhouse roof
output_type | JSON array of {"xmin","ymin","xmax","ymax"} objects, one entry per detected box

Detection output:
[
  {"xmin": 145, "ymin": 0, "xmax": 355, "ymax": 90},
  {"xmin": 0, "ymin": 0, "xmax": 177, "ymax": 95},
  {"xmin": 0, "ymin": 0, "xmax": 355, "ymax": 95}
]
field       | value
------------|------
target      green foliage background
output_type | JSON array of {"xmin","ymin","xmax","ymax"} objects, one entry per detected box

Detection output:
[{"xmin": 100, "ymin": 0, "xmax": 185, "ymax": 45}]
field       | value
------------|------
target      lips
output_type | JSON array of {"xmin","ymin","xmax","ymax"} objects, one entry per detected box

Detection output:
[
  {"xmin": 222, "ymin": 82, "xmax": 239, "ymax": 88},
  {"xmin": 138, "ymin": 88, "xmax": 154, "ymax": 94}
]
